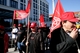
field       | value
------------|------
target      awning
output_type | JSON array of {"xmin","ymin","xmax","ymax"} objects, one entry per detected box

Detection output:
[{"xmin": 0, "ymin": 8, "xmax": 13, "ymax": 19}]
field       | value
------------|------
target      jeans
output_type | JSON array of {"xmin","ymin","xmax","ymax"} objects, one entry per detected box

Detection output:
[{"xmin": 17, "ymin": 42, "xmax": 26, "ymax": 53}]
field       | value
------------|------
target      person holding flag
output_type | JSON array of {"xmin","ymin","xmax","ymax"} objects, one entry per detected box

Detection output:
[
  {"xmin": 26, "ymin": 22, "xmax": 43, "ymax": 53},
  {"xmin": 50, "ymin": 12, "xmax": 80, "ymax": 53}
]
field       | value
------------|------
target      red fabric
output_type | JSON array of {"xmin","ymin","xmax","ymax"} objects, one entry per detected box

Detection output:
[
  {"xmin": 0, "ymin": 25, "xmax": 4, "ymax": 30},
  {"xmin": 26, "ymin": 0, "xmax": 31, "ymax": 13},
  {"xmin": 13, "ymin": 24, "xmax": 17, "ymax": 26},
  {"xmin": 48, "ymin": 0, "xmax": 64, "ymax": 38},
  {"xmin": 61, "ymin": 12, "xmax": 78, "ymax": 22},
  {"xmin": 4, "ymin": 33, "xmax": 9, "ymax": 53},
  {"xmin": 18, "ymin": 24, "xmax": 23, "ymax": 27},
  {"xmin": 13, "ymin": 0, "xmax": 32, "ymax": 20},
  {"xmin": 13, "ymin": 10, "xmax": 29, "ymax": 20},
  {"xmin": 39, "ymin": 14, "xmax": 45, "ymax": 27}
]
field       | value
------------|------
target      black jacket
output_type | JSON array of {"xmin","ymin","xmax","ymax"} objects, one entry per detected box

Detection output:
[
  {"xmin": 50, "ymin": 27, "xmax": 80, "ymax": 53},
  {"xmin": 28, "ymin": 32, "xmax": 42, "ymax": 53}
]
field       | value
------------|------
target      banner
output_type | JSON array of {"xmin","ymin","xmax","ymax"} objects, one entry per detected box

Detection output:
[
  {"xmin": 13, "ymin": 0, "xmax": 32, "ymax": 20},
  {"xmin": 39, "ymin": 14, "xmax": 45, "ymax": 27},
  {"xmin": 48, "ymin": 0, "xmax": 64, "ymax": 38},
  {"xmin": 13, "ymin": 10, "xmax": 29, "ymax": 20}
]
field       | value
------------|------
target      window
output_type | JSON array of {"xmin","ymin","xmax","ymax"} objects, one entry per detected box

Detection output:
[
  {"xmin": 20, "ymin": 3, "xmax": 23, "ymax": 10},
  {"xmin": 43, "ymin": 7, "xmax": 45, "ymax": 12},
  {"xmin": 35, "ymin": 0, "xmax": 37, "ymax": 3},
  {"xmin": 46, "ymin": 4, "xmax": 48, "ymax": 8},
  {"xmin": 33, "ymin": 3, "xmax": 35, "ymax": 8},
  {"xmin": 36, "ymin": 10, "xmax": 37, "ymax": 15},
  {"xmin": 40, "ymin": 1, "xmax": 42, "ymax": 5},
  {"xmin": 34, "ymin": 18, "xmax": 35, "ymax": 21},
  {"xmin": 36, "ymin": 17, "xmax": 37, "ymax": 21},
  {"xmin": 40, "ymin": 6, "xmax": 42, "ymax": 10},
  {"xmin": 37, "ymin": 5, "xmax": 39, "ymax": 9},
  {"xmin": 46, "ymin": 9, "xmax": 49, "ymax": 13},
  {"xmin": 0, "ymin": 0, "xmax": 6, "ymax": 5},
  {"xmin": 43, "ymin": 2, "xmax": 45, "ymax": 7},
  {"xmin": 20, "ymin": 0, "xmax": 23, "ymax": 2},
  {"xmin": 33, "ymin": 0, "xmax": 35, "ymax": 2},
  {"xmin": 33, "ymin": 9, "xmax": 35, "ymax": 14},
  {"xmin": 33, "ymin": 15, "xmax": 35, "ymax": 21},
  {"xmin": 30, "ymin": 17, "xmax": 32, "ymax": 20},
  {"xmin": 36, "ymin": 16, "xmax": 38, "ymax": 21},
  {"xmin": 24, "ymin": 0, "xmax": 26, "ymax": 3},
  {"xmin": 36, "ymin": 4, "xmax": 37, "ymax": 9},
  {"xmin": 40, "ymin": 11, "xmax": 42, "ymax": 14},
  {"xmin": 10, "ymin": 0, "xmax": 18, "ymax": 9},
  {"xmin": 24, "ymin": 5, "xmax": 26, "ymax": 10}
]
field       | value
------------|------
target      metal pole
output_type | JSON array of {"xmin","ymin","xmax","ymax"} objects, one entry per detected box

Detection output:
[
  {"xmin": 52, "ymin": 0, "xmax": 55, "ymax": 13},
  {"xmin": 38, "ymin": 0, "xmax": 40, "ymax": 27},
  {"xmin": 26, "ymin": 3, "xmax": 31, "ymax": 53},
  {"xmin": 26, "ymin": 13, "xmax": 30, "ymax": 53}
]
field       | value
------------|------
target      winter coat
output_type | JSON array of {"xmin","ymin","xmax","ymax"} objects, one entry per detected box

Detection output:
[{"xmin": 50, "ymin": 27, "xmax": 80, "ymax": 53}]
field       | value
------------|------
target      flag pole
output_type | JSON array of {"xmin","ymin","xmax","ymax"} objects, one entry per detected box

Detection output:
[
  {"xmin": 26, "ymin": 6, "xmax": 31, "ymax": 53},
  {"xmin": 11, "ymin": 10, "xmax": 15, "ymax": 47},
  {"xmin": 25, "ymin": 0, "xmax": 31, "ymax": 52},
  {"xmin": 38, "ymin": 0, "xmax": 40, "ymax": 27}
]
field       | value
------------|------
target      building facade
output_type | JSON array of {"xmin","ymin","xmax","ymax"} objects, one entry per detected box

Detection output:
[
  {"xmin": 0, "ymin": 0, "xmax": 51, "ymax": 27},
  {"xmin": 0, "ymin": 0, "xmax": 27, "ymax": 27}
]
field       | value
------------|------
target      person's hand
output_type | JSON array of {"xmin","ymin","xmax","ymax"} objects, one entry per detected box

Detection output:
[
  {"xmin": 18, "ymin": 32, "xmax": 21, "ymax": 34},
  {"xmin": 70, "ymin": 28, "xmax": 78, "ymax": 40},
  {"xmin": 25, "ymin": 42, "xmax": 29, "ymax": 46}
]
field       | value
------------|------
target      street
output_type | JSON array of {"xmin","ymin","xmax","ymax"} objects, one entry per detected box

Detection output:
[
  {"xmin": 7, "ymin": 48, "xmax": 51, "ymax": 53},
  {"xmin": 7, "ymin": 48, "xmax": 19, "ymax": 53}
]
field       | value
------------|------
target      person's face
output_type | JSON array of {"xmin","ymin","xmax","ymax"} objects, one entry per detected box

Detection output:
[
  {"xmin": 38, "ymin": 29, "xmax": 41, "ymax": 32},
  {"xmin": 18, "ymin": 26, "xmax": 22, "ymax": 30},
  {"xmin": 31, "ymin": 27, "xmax": 36, "ymax": 32},
  {"xmin": 0, "ymin": 30, "xmax": 4, "ymax": 34},
  {"xmin": 13, "ymin": 26, "xmax": 16, "ymax": 28},
  {"xmin": 62, "ymin": 21, "xmax": 76, "ymax": 31}
]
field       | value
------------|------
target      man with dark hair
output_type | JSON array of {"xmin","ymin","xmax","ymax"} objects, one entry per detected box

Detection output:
[
  {"xmin": 50, "ymin": 12, "xmax": 80, "ymax": 53},
  {"xmin": 17, "ymin": 24, "xmax": 26, "ymax": 53}
]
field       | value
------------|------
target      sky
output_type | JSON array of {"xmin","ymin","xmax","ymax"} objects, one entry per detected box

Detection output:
[{"xmin": 47, "ymin": 0, "xmax": 80, "ymax": 14}]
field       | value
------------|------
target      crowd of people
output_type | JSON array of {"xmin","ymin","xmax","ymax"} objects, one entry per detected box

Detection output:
[
  {"xmin": 11, "ymin": 22, "xmax": 50, "ymax": 53},
  {"xmin": 0, "ymin": 11, "xmax": 80, "ymax": 53}
]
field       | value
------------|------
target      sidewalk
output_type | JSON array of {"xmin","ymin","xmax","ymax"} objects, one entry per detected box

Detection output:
[
  {"xmin": 7, "ymin": 48, "xmax": 51, "ymax": 53},
  {"xmin": 7, "ymin": 48, "xmax": 19, "ymax": 53}
]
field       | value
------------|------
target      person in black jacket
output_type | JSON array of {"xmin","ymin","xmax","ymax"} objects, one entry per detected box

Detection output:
[
  {"xmin": 50, "ymin": 12, "xmax": 80, "ymax": 53},
  {"xmin": 17, "ymin": 24, "xmax": 26, "ymax": 53},
  {"xmin": 26, "ymin": 22, "xmax": 42, "ymax": 53}
]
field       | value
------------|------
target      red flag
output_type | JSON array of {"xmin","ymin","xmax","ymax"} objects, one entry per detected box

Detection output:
[
  {"xmin": 39, "ymin": 14, "xmax": 45, "ymax": 27},
  {"xmin": 13, "ymin": 10, "xmax": 29, "ymax": 20},
  {"xmin": 26, "ymin": 0, "xmax": 31, "ymax": 13},
  {"xmin": 48, "ymin": 0, "xmax": 64, "ymax": 38},
  {"xmin": 13, "ymin": 0, "xmax": 32, "ymax": 20}
]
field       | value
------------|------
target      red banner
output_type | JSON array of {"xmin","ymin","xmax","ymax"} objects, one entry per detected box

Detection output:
[
  {"xmin": 48, "ymin": 0, "xmax": 64, "ymax": 38},
  {"xmin": 26, "ymin": 0, "xmax": 31, "ymax": 13},
  {"xmin": 13, "ymin": 10, "xmax": 29, "ymax": 20},
  {"xmin": 39, "ymin": 14, "xmax": 45, "ymax": 27},
  {"xmin": 13, "ymin": 0, "xmax": 32, "ymax": 20}
]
